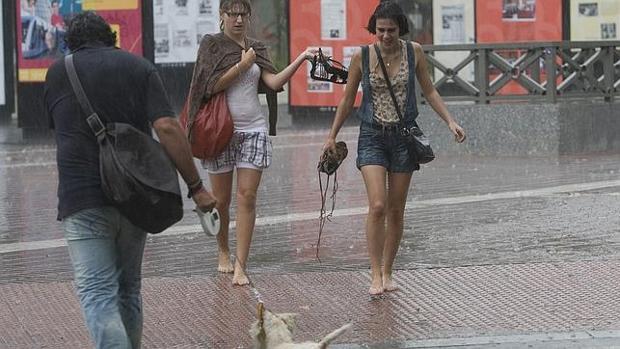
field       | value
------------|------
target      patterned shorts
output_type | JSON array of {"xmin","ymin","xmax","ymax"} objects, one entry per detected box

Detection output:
[{"xmin": 202, "ymin": 131, "xmax": 272, "ymax": 174}]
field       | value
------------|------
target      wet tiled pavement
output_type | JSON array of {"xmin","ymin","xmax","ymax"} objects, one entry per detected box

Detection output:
[{"xmin": 1, "ymin": 122, "xmax": 620, "ymax": 348}]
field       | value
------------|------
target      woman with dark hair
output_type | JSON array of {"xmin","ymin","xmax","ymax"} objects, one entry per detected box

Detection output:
[
  {"xmin": 187, "ymin": 0, "xmax": 314, "ymax": 285},
  {"xmin": 322, "ymin": 1, "xmax": 466, "ymax": 295}
]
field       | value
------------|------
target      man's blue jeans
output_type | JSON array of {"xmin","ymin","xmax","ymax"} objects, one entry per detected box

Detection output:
[{"xmin": 63, "ymin": 206, "xmax": 147, "ymax": 349}]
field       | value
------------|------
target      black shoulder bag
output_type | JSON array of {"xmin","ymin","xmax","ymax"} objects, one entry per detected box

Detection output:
[
  {"xmin": 64, "ymin": 54, "xmax": 183, "ymax": 233},
  {"xmin": 374, "ymin": 44, "xmax": 434, "ymax": 164}
]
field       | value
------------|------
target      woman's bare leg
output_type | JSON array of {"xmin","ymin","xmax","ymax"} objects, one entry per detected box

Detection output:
[
  {"xmin": 232, "ymin": 168, "xmax": 263, "ymax": 285},
  {"xmin": 208, "ymin": 171, "xmax": 234, "ymax": 273},
  {"xmin": 383, "ymin": 172, "xmax": 412, "ymax": 291},
  {"xmin": 361, "ymin": 165, "xmax": 388, "ymax": 295}
]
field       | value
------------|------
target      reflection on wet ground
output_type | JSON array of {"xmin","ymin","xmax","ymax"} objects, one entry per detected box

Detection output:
[
  {"xmin": 1, "ymin": 124, "xmax": 619, "ymax": 348},
  {"xmin": 1, "ymin": 126, "xmax": 619, "ymax": 281}
]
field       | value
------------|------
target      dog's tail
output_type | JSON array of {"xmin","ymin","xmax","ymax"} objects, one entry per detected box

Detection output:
[{"xmin": 318, "ymin": 323, "xmax": 352, "ymax": 348}]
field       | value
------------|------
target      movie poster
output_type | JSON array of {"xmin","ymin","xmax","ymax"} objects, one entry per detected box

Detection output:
[
  {"xmin": 17, "ymin": 0, "xmax": 143, "ymax": 82},
  {"xmin": 154, "ymin": 0, "xmax": 220, "ymax": 64}
]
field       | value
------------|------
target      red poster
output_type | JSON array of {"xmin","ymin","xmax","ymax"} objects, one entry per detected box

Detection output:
[
  {"xmin": 289, "ymin": 0, "xmax": 377, "ymax": 108},
  {"xmin": 476, "ymin": 0, "xmax": 562, "ymax": 43},
  {"xmin": 16, "ymin": 0, "xmax": 143, "ymax": 82},
  {"xmin": 475, "ymin": 0, "xmax": 562, "ymax": 95}
]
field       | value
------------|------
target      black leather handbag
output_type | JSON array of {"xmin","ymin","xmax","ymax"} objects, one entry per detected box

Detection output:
[
  {"xmin": 65, "ymin": 55, "xmax": 183, "ymax": 233},
  {"xmin": 374, "ymin": 44, "xmax": 435, "ymax": 164}
]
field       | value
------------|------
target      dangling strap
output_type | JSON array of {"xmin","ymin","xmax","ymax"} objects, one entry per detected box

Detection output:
[
  {"xmin": 241, "ymin": 268, "xmax": 267, "ymax": 349},
  {"xmin": 256, "ymin": 302, "xmax": 267, "ymax": 349},
  {"xmin": 317, "ymin": 169, "xmax": 338, "ymax": 262}
]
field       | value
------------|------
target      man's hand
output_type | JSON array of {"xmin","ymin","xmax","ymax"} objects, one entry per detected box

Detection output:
[{"xmin": 192, "ymin": 187, "xmax": 217, "ymax": 213}]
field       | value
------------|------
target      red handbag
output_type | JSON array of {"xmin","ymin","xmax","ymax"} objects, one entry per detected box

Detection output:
[{"xmin": 180, "ymin": 92, "xmax": 234, "ymax": 159}]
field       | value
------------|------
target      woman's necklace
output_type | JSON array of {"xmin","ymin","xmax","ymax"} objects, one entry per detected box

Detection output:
[
  {"xmin": 380, "ymin": 44, "xmax": 401, "ymax": 68},
  {"xmin": 384, "ymin": 52, "xmax": 399, "ymax": 68}
]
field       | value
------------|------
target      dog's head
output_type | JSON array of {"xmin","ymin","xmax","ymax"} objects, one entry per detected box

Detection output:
[{"xmin": 250, "ymin": 310, "xmax": 298, "ymax": 347}]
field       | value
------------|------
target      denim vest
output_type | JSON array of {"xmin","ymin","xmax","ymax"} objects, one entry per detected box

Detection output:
[{"xmin": 357, "ymin": 42, "xmax": 418, "ymax": 127}]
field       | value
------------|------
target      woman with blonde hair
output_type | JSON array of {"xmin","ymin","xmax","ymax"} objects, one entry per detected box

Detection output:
[{"xmin": 187, "ymin": 0, "xmax": 314, "ymax": 285}]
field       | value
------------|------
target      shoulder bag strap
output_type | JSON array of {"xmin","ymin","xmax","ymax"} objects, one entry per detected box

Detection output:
[
  {"xmin": 361, "ymin": 45, "xmax": 370, "ymax": 86},
  {"xmin": 64, "ymin": 54, "xmax": 107, "ymax": 138},
  {"xmin": 373, "ymin": 44, "xmax": 405, "ymax": 127}
]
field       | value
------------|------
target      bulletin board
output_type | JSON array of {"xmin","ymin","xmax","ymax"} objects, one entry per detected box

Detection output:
[
  {"xmin": 153, "ymin": 0, "xmax": 221, "ymax": 64},
  {"xmin": 288, "ymin": 0, "xmax": 377, "ymax": 109},
  {"xmin": 570, "ymin": 0, "xmax": 620, "ymax": 41}
]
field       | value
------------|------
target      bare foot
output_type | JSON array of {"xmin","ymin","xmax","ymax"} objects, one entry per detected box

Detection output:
[
  {"xmin": 383, "ymin": 275, "xmax": 398, "ymax": 292},
  {"xmin": 232, "ymin": 260, "xmax": 249, "ymax": 286},
  {"xmin": 217, "ymin": 251, "xmax": 234, "ymax": 273},
  {"xmin": 369, "ymin": 278, "xmax": 384, "ymax": 295}
]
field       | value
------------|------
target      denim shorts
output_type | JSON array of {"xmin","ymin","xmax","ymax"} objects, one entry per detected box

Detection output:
[{"xmin": 356, "ymin": 122, "xmax": 420, "ymax": 173}]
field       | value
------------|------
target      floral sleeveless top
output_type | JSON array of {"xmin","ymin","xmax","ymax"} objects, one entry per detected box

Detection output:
[{"xmin": 369, "ymin": 41, "xmax": 408, "ymax": 124}]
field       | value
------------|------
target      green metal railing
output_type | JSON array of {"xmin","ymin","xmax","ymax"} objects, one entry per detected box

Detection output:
[{"xmin": 421, "ymin": 41, "xmax": 620, "ymax": 103}]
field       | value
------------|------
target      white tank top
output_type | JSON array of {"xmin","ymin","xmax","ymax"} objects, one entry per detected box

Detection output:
[{"xmin": 225, "ymin": 63, "xmax": 267, "ymax": 132}]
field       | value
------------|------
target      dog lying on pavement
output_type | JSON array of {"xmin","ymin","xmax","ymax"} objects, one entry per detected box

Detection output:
[{"xmin": 249, "ymin": 308, "xmax": 351, "ymax": 349}]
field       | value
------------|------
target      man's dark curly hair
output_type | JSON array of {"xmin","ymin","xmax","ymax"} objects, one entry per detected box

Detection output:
[
  {"xmin": 65, "ymin": 11, "xmax": 117, "ymax": 51},
  {"xmin": 366, "ymin": 1, "xmax": 409, "ymax": 36}
]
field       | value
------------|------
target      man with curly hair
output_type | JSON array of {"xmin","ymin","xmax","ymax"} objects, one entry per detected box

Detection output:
[{"xmin": 44, "ymin": 12, "xmax": 217, "ymax": 348}]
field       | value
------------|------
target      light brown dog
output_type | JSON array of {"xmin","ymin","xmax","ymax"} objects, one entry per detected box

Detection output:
[{"xmin": 249, "ymin": 309, "xmax": 351, "ymax": 349}]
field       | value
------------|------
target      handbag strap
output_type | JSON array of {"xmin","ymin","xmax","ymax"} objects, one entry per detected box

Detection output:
[
  {"xmin": 373, "ymin": 44, "xmax": 405, "ymax": 127},
  {"xmin": 64, "ymin": 54, "xmax": 107, "ymax": 138}
]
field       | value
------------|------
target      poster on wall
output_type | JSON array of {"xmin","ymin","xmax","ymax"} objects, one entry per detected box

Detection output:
[
  {"xmin": 154, "ymin": 0, "xmax": 220, "ymax": 64},
  {"xmin": 579, "ymin": 3, "xmax": 599, "ymax": 16},
  {"xmin": 17, "ymin": 0, "xmax": 143, "ymax": 82},
  {"xmin": 0, "ymin": 3, "xmax": 5, "ymax": 105},
  {"xmin": 571, "ymin": 0, "xmax": 620, "ymax": 40},
  {"xmin": 321, "ymin": 0, "xmax": 346, "ymax": 40},
  {"xmin": 433, "ymin": 0, "xmax": 475, "ymax": 81},
  {"xmin": 306, "ymin": 46, "xmax": 333, "ymax": 93},
  {"xmin": 502, "ymin": 0, "xmax": 536, "ymax": 21},
  {"xmin": 601, "ymin": 22, "xmax": 616, "ymax": 39},
  {"xmin": 441, "ymin": 5, "xmax": 465, "ymax": 43}
]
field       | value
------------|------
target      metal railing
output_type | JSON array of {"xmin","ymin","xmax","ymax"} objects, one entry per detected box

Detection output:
[{"xmin": 421, "ymin": 41, "xmax": 620, "ymax": 103}]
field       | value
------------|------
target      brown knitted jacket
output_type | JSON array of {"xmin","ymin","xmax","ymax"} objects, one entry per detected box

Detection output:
[{"xmin": 186, "ymin": 32, "xmax": 280, "ymax": 136}]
